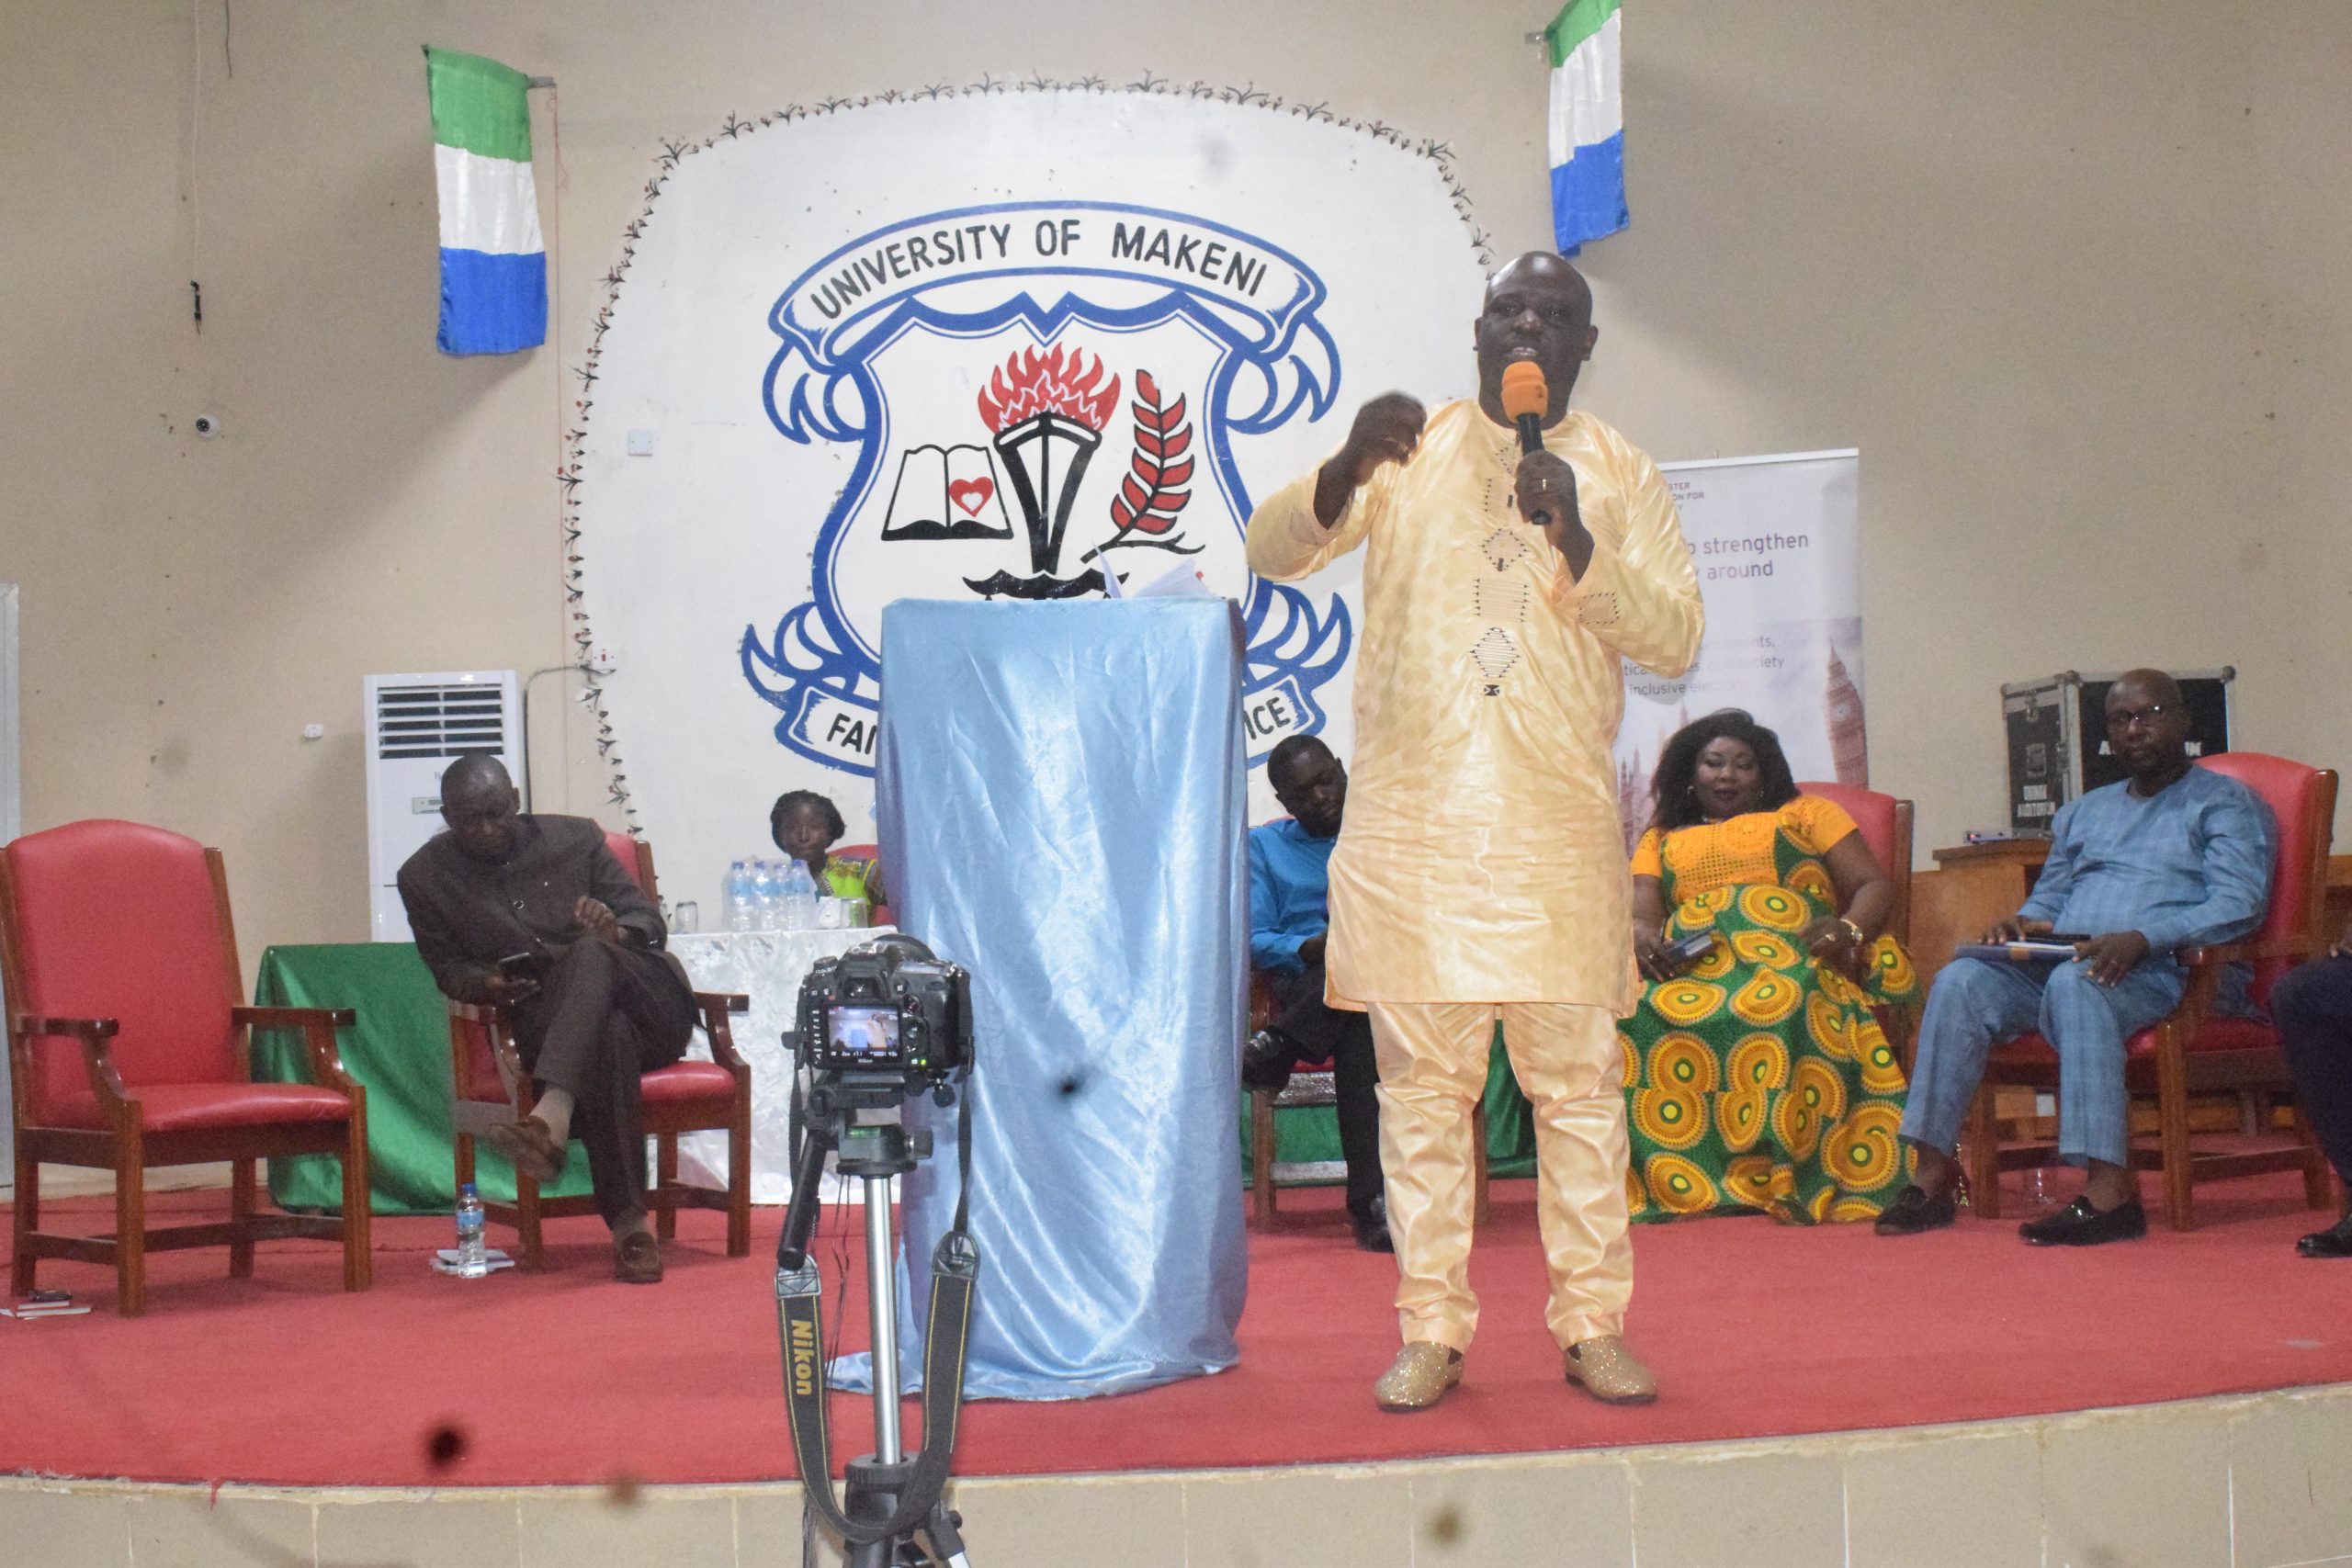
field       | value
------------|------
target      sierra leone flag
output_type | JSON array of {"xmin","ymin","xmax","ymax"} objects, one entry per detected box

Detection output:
[
  {"xmin": 1544, "ymin": 0, "xmax": 1627, "ymax": 253},
  {"xmin": 426, "ymin": 47, "xmax": 546, "ymax": 355}
]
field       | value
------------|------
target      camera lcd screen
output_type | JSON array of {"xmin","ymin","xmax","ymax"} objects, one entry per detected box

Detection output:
[{"xmin": 829, "ymin": 1004, "xmax": 900, "ymax": 1061}]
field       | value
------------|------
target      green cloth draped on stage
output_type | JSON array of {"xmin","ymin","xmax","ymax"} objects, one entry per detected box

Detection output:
[
  {"xmin": 253, "ymin": 942, "xmax": 1529, "ymax": 1213},
  {"xmin": 250, "ymin": 942, "xmax": 591, "ymax": 1215},
  {"xmin": 1240, "ymin": 1031, "xmax": 1537, "ymax": 1184}
]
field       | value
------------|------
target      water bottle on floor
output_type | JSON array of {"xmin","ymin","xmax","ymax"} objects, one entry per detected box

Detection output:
[
  {"xmin": 455, "ymin": 1182, "xmax": 489, "ymax": 1279},
  {"xmin": 781, "ymin": 858, "xmax": 818, "ymax": 931},
  {"xmin": 723, "ymin": 860, "xmax": 755, "ymax": 931}
]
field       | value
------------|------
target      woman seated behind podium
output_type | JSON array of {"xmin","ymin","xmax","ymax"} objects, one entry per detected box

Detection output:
[
  {"xmin": 769, "ymin": 790, "xmax": 887, "ymax": 910},
  {"xmin": 1620, "ymin": 710, "xmax": 1918, "ymax": 1224}
]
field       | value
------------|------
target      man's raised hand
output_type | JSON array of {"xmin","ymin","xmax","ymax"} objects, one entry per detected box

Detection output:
[{"xmin": 1314, "ymin": 393, "xmax": 1426, "ymax": 525}]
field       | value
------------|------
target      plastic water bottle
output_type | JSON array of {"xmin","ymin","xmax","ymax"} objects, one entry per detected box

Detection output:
[
  {"xmin": 723, "ymin": 860, "xmax": 756, "ymax": 932},
  {"xmin": 781, "ymin": 859, "xmax": 819, "ymax": 931},
  {"xmin": 750, "ymin": 860, "xmax": 782, "ymax": 931},
  {"xmin": 455, "ymin": 1182, "xmax": 489, "ymax": 1279}
]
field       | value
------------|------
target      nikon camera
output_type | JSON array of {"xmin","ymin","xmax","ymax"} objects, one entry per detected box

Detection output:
[{"xmin": 794, "ymin": 936, "xmax": 972, "ymax": 1086}]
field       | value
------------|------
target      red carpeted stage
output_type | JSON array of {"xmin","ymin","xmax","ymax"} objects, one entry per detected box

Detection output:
[{"xmin": 5, "ymin": 1170, "xmax": 2346, "ymax": 1492}]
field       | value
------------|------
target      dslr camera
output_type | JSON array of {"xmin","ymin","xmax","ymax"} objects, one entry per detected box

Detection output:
[{"xmin": 794, "ymin": 934, "xmax": 972, "ymax": 1087}]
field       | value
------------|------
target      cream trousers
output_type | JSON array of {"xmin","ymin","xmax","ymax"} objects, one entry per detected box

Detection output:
[{"xmin": 1367, "ymin": 1001, "xmax": 1632, "ymax": 1351}]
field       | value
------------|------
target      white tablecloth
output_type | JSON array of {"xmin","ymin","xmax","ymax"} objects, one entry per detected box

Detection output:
[{"xmin": 669, "ymin": 927, "xmax": 885, "ymax": 1201}]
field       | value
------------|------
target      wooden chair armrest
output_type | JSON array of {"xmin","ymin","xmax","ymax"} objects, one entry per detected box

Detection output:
[
  {"xmin": 694, "ymin": 991, "xmax": 752, "ymax": 1073},
  {"xmin": 16, "ymin": 1013, "xmax": 120, "ymax": 1043},
  {"xmin": 232, "ymin": 1005, "xmax": 362, "ymax": 1095},
  {"xmin": 2177, "ymin": 935, "xmax": 2310, "ymax": 968},
  {"xmin": 233, "ymin": 1004, "xmax": 357, "ymax": 1029},
  {"xmin": 13, "ymin": 1014, "xmax": 131, "ymax": 1118}
]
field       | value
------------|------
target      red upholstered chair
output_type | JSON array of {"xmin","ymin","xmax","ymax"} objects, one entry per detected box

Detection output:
[
  {"xmin": 1796, "ymin": 782, "xmax": 1918, "ymax": 1066},
  {"xmin": 445, "ymin": 828, "xmax": 752, "ymax": 1268},
  {"xmin": 0, "ymin": 820, "xmax": 371, "ymax": 1315},
  {"xmin": 1963, "ymin": 754, "xmax": 2337, "ymax": 1230}
]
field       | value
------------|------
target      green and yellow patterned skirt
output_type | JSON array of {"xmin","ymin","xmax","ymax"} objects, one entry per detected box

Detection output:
[{"xmin": 1620, "ymin": 882, "xmax": 1918, "ymax": 1224}]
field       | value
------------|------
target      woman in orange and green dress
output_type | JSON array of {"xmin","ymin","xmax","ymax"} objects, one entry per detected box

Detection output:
[{"xmin": 1621, "ymin": 710, "xmax": 1917, "ymax": 1223}]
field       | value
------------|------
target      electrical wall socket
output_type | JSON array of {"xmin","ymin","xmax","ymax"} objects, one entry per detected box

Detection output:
[{"xmin": 586, "ymin": 646, "xmax": 619, "ymax": 676}]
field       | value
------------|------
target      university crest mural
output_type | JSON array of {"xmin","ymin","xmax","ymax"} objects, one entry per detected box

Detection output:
[
  {"xmin": 571, "ymin": 81, "xmax": 1490, "ymax": 905},
  {"xmin": 745, "ymin": 201, "xmax": 1349, "ymax": 774}
]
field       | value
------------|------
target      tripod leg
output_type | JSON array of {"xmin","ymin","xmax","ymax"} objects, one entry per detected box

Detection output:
[{"xmin": 924, "ymin": 1503, "xmax": 972, "ymax": 1567}]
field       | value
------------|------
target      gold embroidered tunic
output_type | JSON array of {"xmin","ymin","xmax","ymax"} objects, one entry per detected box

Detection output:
[{"xmin": 1247, "ymin": 400, "xmax": 1704, "ymax": 1013}]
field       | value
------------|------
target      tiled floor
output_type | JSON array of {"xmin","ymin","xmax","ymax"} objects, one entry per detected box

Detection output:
[{"xmin": 6, "ymin": 1383, "xmax": 2349, "ymax": 1567}]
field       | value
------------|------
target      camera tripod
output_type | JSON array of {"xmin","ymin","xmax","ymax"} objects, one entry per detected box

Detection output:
[{"xmin": 776, "ymin": 1071, "xmax": 978, "ymax": 1568}]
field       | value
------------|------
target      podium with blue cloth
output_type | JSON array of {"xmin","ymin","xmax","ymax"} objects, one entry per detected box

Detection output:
[{"xmin": 869, "ymin": 598, "xmax": 1249, "ymax": 1399}]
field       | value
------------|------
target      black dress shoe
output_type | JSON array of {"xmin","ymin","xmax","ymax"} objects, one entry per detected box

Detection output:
[
  {"xmin": 1873, "ymin": 1183, "xmax": 1957, "ymax": 1236},
  {"xmin": 1241, "ymin": 1029, "xmax": 1296, "ymax": 1094},
  {"xmin": 1351, "ymin": 1197, "xmax": 1394, "ymax": 1253},
  {"xmin": 2019, "ymin": 1195, "xmax": 2147, "ymax": 1247},
  {"xmin": 2296, "ymin": 1214, "xmax": 2352, "ymax": 1258}
]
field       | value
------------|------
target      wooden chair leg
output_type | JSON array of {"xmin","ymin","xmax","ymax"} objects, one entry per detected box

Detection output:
[
  {"xmin": 229, "ymin": 1156, "xmax": 257, "ymax": 1279},
  {"xmin": 116, "ymin": 1127, "xmax": 147, "ymax": 1318},
  {"xmin": 1250, "ymin": 1089, "xmax": 1276, "ymax": 1223},
  {"xmin": 11, "ymin": 1149, "xmax": 37, "ymax": 1298},
  {"xmin": 1472, "ymin": 1100, "xmax": 1490, "ymax": 1224},
  {"xmin": 515, "ymin": 1167, "xmax": 546, "ymax": 1270},
  {"xmin": 2156, "ymin": 1046, "xmax": 2196, "ymax": 1232},
  {"xmin": 656, "ymin": 1134, "xmax": 679, "ymax": 1242},
  {"xmin": 343, "ymin": 1100, "xmax": 372, "ymax": 1292},
  {"xmin": 2294, "ymin": 1102, "xmax": 2334, "ymax": 1212},
  {"xmin": 1964, "ymin": 1088, "xmax": 2000, "ymax": 1219},
  {"xmin": 727, "ymin": 1100, "xmax": 752, "ymax": 1258}
]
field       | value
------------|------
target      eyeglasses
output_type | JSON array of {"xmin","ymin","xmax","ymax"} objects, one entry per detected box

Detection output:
[{"xmin": 2105, "ymin": 703, "xmax": 2174, "ymax": 732}]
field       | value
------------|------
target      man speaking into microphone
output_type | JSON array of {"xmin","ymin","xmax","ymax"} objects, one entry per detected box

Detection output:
[{"xmin": 1246, "ymin": 252, "xmax": 1702, "ymax": 1411}]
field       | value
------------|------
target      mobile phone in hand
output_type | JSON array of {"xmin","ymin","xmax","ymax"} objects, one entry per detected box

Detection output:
[
  {"xmin": 1657, "ymin": 931, "xmax": 1718, "ymax": 976},
  {"xmin": 494, "ymin": 952, "xmax": 545, "ymax": 984}
]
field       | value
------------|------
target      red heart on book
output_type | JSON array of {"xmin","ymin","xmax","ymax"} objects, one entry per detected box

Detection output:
[{"xmin": 947, "ymin": 478, "xmax": 995, "ymax": 517}]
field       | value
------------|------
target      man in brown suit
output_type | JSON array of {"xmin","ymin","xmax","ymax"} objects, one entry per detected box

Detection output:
[{"xmin": 398, "ymin": 755, "xmax": 695, "ymax": 1282}]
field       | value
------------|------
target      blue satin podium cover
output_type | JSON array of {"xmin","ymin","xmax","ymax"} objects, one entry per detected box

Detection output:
[{"xmin": 860, "ymin": 598, "xmax": 1250, "ymax": 1399}]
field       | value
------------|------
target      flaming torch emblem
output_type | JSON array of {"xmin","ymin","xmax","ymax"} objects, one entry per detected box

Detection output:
[{"xmin": 967, "ymin": 345, "xmax": 1122, "ymax": 599}]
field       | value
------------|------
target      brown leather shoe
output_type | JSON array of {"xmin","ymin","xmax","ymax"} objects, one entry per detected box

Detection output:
[
  {"xmin": 1373, "ymin": 1342, "xmax": 1464, "ymax": 1412},
  {"xmin": 1565, "ymin": 1336, "xmax": 1657, "ymax": 1404},
  {"xmin": 486, "ymin": 1116, "xmax": 565, "ymax": 1183},
  {"xmin": 614, "ymin": 1230, "xmax": 663, "ymax": 1284}
]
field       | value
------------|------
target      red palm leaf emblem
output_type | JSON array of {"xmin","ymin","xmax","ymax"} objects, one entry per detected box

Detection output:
[{"xmin": 1110, "ymin": 371, "xmax": 1193, "ymax": 537}]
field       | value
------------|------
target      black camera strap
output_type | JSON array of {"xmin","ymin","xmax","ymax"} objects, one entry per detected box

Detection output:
[{"xmin": 775, "ymin": 1083, "xmax": 978, "ymax": 1549}]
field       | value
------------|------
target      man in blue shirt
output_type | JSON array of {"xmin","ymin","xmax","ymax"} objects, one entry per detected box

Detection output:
[
  {"xmin": 1247, "ymin": 735, "xmax": 1390, "ymax": 1250},
  {"xmin": 1883, "ymin": 671, "xmax": 2276, "ymax": 1246}
]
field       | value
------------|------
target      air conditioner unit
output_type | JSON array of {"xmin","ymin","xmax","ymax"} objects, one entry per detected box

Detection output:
[{"xmin": 364, "ymin": 671, "xmax": 525, "ymax": 942}]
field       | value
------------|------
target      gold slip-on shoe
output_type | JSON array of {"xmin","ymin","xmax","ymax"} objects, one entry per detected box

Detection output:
[
  {"xmin": 1564, "ymin": 1336, "xmax": 1657, "ymax": 1404},
  {"xmin": 1374, "ymin": 1342, "xmax": 1464, "ymax": 1413}
]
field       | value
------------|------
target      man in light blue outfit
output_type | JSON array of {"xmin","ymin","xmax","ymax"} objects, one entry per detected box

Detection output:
[
  {"xmin": 1881, "ymin": 671, "xmax": 2274, "ymax": 1246},
  {"xmin": 1245, "ymin": 735, "xmax": 1391, "ymax": 1251}
]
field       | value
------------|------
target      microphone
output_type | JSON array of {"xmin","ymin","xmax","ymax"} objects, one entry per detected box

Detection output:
[
  {"xmin": 1499, "ymin": 361, "xmax": 1552, "ymax": 524},
  {"xmin": 1499, "ymin": 361, "xmax": 1548, "ymax": 457}
]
